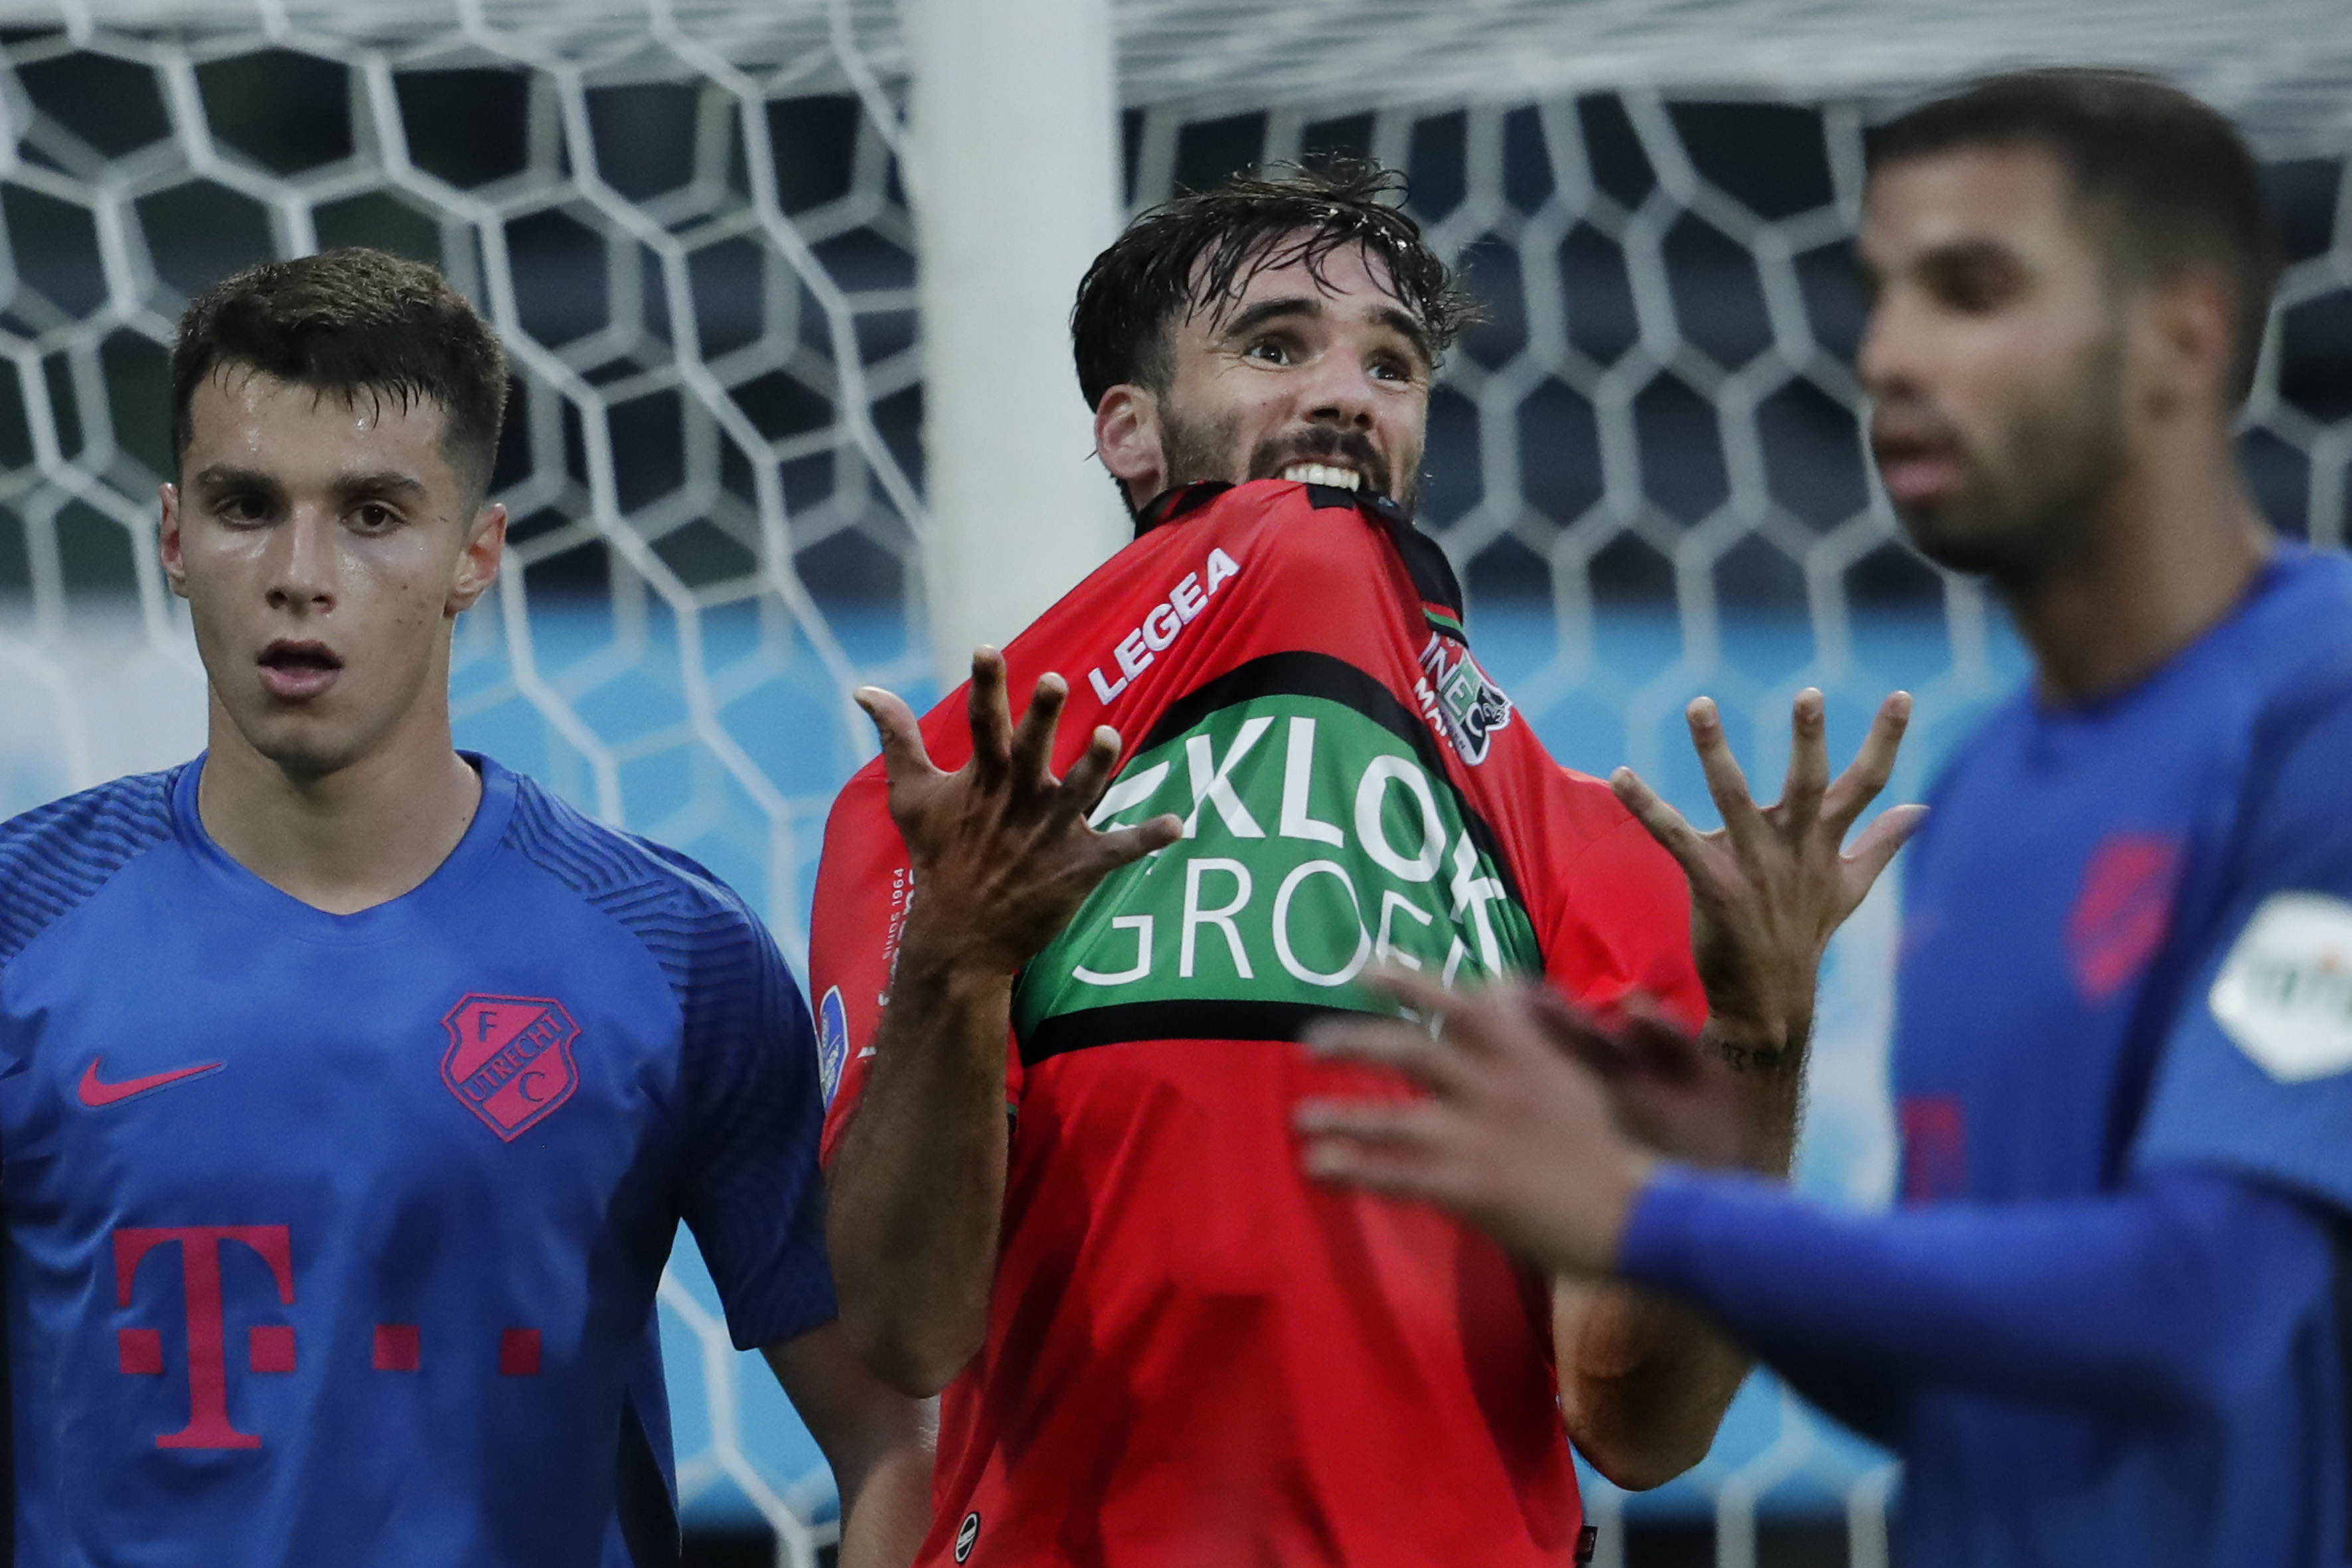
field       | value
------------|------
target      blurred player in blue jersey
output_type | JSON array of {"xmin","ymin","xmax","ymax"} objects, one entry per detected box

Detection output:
[
  {"xmin": 1298, "ymin": 70, "xmax": 2352, "ymax": 1567},
  {"xmin": 0, "ymin": 250, "xmax": 929, "ymax": 1565}
]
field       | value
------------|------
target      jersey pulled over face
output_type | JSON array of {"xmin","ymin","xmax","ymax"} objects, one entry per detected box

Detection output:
[
  {"xmin": 1893, "ymin": 546, "xmax": 2352, "ymax": 1567},
  {"xmin": 814, "ymin": 479, "xmax": 1703, "ymax": 1568},
  {"xmin": 161, "ymin": 368, "xmax": 500, "ymax": 779},
  {"xmin": 0, "ymin": 757, "xmax": 834, "ymax": 1566}
]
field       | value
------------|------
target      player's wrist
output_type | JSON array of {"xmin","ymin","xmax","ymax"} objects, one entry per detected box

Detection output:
[
  {"xmin": 894, "ymin": 898, "xmax": 1032, "ymax": 981},
  {"xmin": 1699, "ymin": 1014, "xmax": 1807, "ymax": 1074}
]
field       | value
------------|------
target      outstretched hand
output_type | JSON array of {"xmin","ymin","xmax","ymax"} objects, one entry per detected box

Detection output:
[
  {"xmin": 1610, "ymin": 689, "xmax": 1925, "ymax": 1052},
  {"xmin": 856, "ymin": 647, "xmax": 1182, "ymax": 975},
  {"xmin": 1296, "ymin": 969, "xmax": 1652, "ymax": 1278}
]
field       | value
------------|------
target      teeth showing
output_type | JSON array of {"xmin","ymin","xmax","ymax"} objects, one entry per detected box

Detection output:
[{"xmin": 1283, "ymin": 463, "xmax": 1362, "ymax": 493}]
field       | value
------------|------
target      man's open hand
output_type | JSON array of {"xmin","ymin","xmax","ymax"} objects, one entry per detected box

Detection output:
[
  {"xmin": 856, "ymin": 647, "xmax": 1182, "ymax": 975},
  {"xmin": 1295, "ymin": 969, "xmax": 1654, "ymax": 1278},
  {"xmin": 1610, "ymin": 688, "xmax": 1924, "ymax": 1053}
]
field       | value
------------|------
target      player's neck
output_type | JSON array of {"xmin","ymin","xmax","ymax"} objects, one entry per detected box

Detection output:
[
  {"xmin": 2013, "ymin": 448, "xmax": 2274, "ymax": 706},
  {"xmin": 196, "ymin": 702, "xmax": 485, "ymax": 917}
]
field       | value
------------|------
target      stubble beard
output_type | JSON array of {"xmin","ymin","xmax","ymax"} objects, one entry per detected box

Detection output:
[
  {"xmin": 1156, "ymin": 400, "xmax": 1415, "ymax": 512},
  {"xmin": 1897, "ymin": 329, "xmax": 2130, "ymax": 593}
]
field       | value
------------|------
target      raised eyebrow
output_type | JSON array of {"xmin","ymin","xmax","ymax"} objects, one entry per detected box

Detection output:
[
  {"xmin": 1370, "ymin": 305, "xmax": 1435, "ymax": 368},
  {"xmin": 1218, "ymin": 296, "xmax": 1324, "ymax": 343},
  {"xmin": 1218, "ymin": 295, "xmax": 1435, "ymax": 368}
]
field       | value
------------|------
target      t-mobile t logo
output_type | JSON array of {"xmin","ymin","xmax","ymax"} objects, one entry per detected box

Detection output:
[{"xmin": 114, "ymin": 1225, "xmax": 295, "ymax": 1450}]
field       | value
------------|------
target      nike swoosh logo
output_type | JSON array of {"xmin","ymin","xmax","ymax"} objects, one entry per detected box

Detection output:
[{"xmin": 78, "ymin": 1058, "xmax": 225, "ymax": 1108}]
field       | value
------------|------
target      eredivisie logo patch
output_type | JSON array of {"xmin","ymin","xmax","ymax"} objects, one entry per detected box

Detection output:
[{"xmin": 2210, "ymin": 892, "xmax": 2352, "ymax": 1082}]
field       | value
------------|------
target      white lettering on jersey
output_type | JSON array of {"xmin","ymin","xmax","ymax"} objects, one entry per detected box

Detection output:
[
  {"xmin": 2209, "ymin": 892, "xmax": 2352, "ymax": 1081},
  {"xmin": 1087, "ymin": 548, "xmax": 1243, "ymax": 703}
]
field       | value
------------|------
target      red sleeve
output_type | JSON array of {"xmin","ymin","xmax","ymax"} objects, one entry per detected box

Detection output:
[
  {"xmin": 1540, "ymin": 814, "xmax": 1707, "ymax": 1034},
  {"xmin": 811, "ymin": 764, "xmax": 1022, "ymax": 1166}
]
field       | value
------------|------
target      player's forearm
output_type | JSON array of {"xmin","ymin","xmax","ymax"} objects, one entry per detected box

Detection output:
[
  {"xmin": 825, "ymin": 943, "xmax": 1012, "ymax": 1396},
  {"xmin": 1555, "ymin": 1020, "xmax": 1804, "ymax": 1487},
  {"xmin": 1616, "ymin": 1164, "xmax": 2333, "ymax": 1423},
  {"xmin": 763, "ymin": 1324, "xmax": 938, "ymax": 1568},
  {"xmin": 834, "ymin": 1415, "xmax": 937, "ymax": 1568},
  {"xmin": 1557, "ymin": 1279, "xmax": 1751, "ymax": 1490}
]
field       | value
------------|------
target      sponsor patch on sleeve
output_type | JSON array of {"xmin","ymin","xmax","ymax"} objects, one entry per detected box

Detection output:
[
  {"xmin": 816, "ymin": 986, "xmax": 850, "ymax": 1105},
  {"xmin": 2209, "ymin": 892, "xmax": 2352, "ymax": 1082}
]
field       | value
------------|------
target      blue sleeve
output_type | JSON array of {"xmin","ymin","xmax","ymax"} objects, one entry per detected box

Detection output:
[
  {"xmin": 674, "ymin": 906, "xmax": 840, "ymax": 1350},
  {"xmin": 500, "ymin": 784, "xmax": 842, "ymax": 1349},
  {"xmin": 2134, "ymin": 692, "xmax": 2352, "ymax": 1208},
  {"xmin": 1617, "ymin": 1165, "xmax": 2335, "ymax": 1440}
]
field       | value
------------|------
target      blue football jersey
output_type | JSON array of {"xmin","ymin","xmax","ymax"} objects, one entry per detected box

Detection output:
[
  {"xmin": 1892, "ymin": 545, "xmax": 2352, "ymax": 1567},
  {"xmin": 0, "ymin": 754, "xmax": 836, "ymax": 1566}
]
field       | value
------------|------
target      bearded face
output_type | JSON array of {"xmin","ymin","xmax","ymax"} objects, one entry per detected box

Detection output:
[
  {"xmin": 1158, "ymin": 400, "xmax": 1408, "ymax": 512},
  {"xmin": 1104, "ymin": 238, "xmax": 1432, "ymax": 514}
]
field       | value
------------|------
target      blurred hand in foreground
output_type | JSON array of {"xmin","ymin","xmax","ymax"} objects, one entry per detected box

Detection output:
[{"xmin": 1296, "ymin": 969, "xmax": 1658, "ymax": 1278}]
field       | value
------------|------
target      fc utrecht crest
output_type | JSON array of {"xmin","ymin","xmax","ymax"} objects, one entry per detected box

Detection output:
[{"xmin": 441, "ymin": 994, "xmax": 582, "ymax": 1140}]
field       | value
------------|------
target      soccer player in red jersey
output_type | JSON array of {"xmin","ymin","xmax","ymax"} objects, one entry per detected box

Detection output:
[{"xmin": 813, "ymin": 164, "xmax": 1917, "ymax": 1566}]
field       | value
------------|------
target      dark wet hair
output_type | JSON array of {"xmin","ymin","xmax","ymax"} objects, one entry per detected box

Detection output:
[
  {"xmin": 171, "ymin": 248, "xmax": 510, "ymax": 501},
  {"xmin": 1071, "ymin": 157, "xmax": 1479, "ymax": 410},
  {"xmin": 1869, "ymin": 68, "xmax": 2280, "ymax": 406}
]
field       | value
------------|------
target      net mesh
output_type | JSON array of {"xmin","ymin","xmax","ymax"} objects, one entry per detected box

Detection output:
[{"xmin": 2, "ymin": 5, "xmax": 2350, "ymax": 1564}]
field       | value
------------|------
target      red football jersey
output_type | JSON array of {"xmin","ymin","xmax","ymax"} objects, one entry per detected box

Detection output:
[{"xmin": 814, "ymin": 481, "xmax": 1703, "ymax": 1567}]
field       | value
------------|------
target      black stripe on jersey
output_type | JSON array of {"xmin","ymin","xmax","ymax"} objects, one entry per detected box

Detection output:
[
  {"xmin": 1124, "ymin": 650, "xmax": 1530, "ymax": 923},
  {"xmin": 1022, "ymin": 998, "xmax": 1356, "ymax": 1065}
]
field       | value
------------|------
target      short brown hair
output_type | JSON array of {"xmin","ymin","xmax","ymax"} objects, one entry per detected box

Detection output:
[
  {"xmin": 1869, "ymin": 70, "xmax": 2280, "ymax": 405},
  {"xmin": 1071, "ymin": 157, "xmax": 1478, "ymax": 411},
  {"xmin": 171, "ymin": 248, "xmax": 510, "ymax": 500}
]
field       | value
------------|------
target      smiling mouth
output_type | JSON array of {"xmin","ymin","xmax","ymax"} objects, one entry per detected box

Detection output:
[{"xmin": 1281, "ymin": 461, "xmax": 1363, "ymax": 493}]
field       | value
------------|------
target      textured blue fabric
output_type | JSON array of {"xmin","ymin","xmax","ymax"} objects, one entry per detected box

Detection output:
[
  {"xmin": 0, "ymin": 753, "xmax": 834, "ymax": 1568},
  {"xmin": 1620, "ymin": 1165, "xmax": 2334, "ymax": 1435},
  {"xmin": 501, "ymin": 779, "xmax": 835, "ymax": 1352},
  {"xmin": 2134, "ymin": 690, "xmax": 2352, "ymax": 1207},
  {"xmin": 0, "ymin": 769, "xmax": 175, "ymax": 967},
  {"xmin": 1620, "ymin": 548, "xmax": 2352, "ymax": 1568}
]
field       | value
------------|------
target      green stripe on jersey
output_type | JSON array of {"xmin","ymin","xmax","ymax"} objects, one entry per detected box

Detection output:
[{"xmin": 1012, "ymin": 690, "xmax": 1540, "ymax": 1057}]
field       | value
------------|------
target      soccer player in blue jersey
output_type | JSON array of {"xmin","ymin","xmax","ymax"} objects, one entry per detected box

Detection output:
[
  {"xmin": 1298, "ymin": 70, "xmax": 2352, "ymax": 1566},
  {"xmin": 0, "ymin": 250, "xmax": 929, "ymax": 1565}
]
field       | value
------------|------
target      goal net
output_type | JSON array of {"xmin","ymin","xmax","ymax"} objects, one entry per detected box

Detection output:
[{"xmin": 2, "ymin": 3, "xmax": 2348, "ymax": 1564}]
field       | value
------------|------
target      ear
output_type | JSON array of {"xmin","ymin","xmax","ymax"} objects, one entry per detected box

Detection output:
[
  {"xmin": 447, "ymin": 502, "xmax": 507, "ymax": 617},
  {"xmin": 158, "ymin": 483, "xmax": 189, "ymax": 600},
  {"xmin": 2138, "ymin": 270, "xmax": 2236, "ymax": 418},
  {"xmin": 1093, "ymin": 384, "xmax": 1166, "ymax": 511}
]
